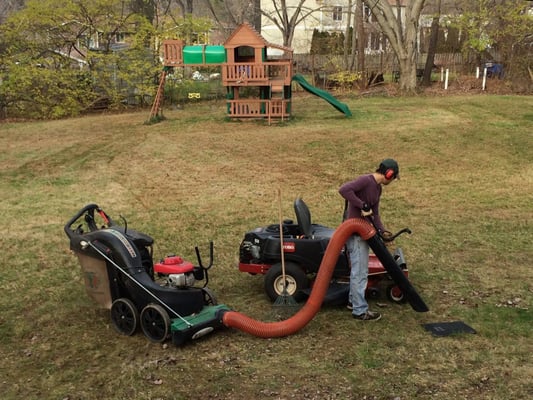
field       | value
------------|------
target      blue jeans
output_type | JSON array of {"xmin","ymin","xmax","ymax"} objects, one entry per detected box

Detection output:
[{"xmin": 347, "ymin": 234, "xmax": 369, "ymax": 315}]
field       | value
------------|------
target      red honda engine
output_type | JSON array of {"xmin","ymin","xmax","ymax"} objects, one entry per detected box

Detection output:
[{"xmin": 154, "ymin": 255, "xmax": 196, "ymax": 288}]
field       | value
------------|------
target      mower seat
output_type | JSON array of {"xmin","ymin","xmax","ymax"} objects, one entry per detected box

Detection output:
[{"xmin": 293, "ymin": 198, "xmax": 334, "ymax": 239}]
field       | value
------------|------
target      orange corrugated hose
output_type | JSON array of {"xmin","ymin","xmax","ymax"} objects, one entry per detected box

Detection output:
[{"xmin": 222, "ymin": 218, "xmax": 376, "ymax": 338}]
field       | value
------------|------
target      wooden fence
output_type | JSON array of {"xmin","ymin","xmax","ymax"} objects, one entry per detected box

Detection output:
[{"xmin": 293, "ymin": 52, "xmax": 467, "ymax": 76}]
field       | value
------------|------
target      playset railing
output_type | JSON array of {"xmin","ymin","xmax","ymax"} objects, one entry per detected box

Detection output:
[
  {"xmin": 162, "ymin": 40, "xmax": 184, "ymax": 66},
  {"xmin": 222, "ymin": 61, "xmax": 292, "ymax": 85},
  {"xmin": 227, "ymin": 99, "xmax": 289, "ymax": 121}
]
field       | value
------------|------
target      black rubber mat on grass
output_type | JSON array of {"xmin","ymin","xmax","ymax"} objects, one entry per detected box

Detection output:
[{"xmin": 423, "ymin": 321, "xmax": 476, "ymax": 337}]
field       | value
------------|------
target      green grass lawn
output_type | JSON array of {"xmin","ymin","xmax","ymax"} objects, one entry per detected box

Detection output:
[{"xmin": 0, "ymin": 93, "xmax": 532, "ymax": 400}]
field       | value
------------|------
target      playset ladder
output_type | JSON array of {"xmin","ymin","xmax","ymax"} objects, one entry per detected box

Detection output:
[
  {"xmin": 270, "ymin": 79, "xmax": 285, "ymax": 97},
  {"xmin": 149, "ymin": 70, "xmax": 167, "ymax": 120},
  {"xmin": 268, "ymin": 80, "xmax": 286, "ymax": 124}
]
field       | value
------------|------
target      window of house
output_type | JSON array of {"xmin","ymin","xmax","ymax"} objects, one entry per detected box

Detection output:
[
  {"xmin": 369, "ymin": 32, "xmax": 382, "ymax": 51},
  {"xmin": 332, "ymin": 6, "xmax": 343, "ymax": 21},
  {"xmin": 88, "ymin": 32, "xmax": 100, "ymax": 49},
  {"xmin": 115, "ymin": 32, "xmax": 126, "ymax": 43}
]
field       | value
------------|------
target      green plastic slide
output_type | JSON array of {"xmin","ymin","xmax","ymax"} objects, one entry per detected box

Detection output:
[{"xmin": 292, "ymin": 74, "xmax": 352, "ymax": 117}]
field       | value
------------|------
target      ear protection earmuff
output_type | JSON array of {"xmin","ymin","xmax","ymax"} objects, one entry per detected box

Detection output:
[{"xmin": 384, "ymin": 168, "xmax": 395, "ymax": 180}]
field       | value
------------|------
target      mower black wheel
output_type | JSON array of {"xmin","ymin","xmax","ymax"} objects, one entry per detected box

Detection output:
[
  {"xmin": 202, "ymin": 287, "xmax": 218, "ymax": 306},
  {"xmin": 110, "ymin": 298, "xmax": 139, "ymax": 336},
  {"xmin": 140, "ymin": 303, "xmax": 171, "ymax": 343},
  {"xmin": 264, "ymin": 262, "xmax": 309, "ymax": 302},
  {"xmin": 386, "ymin": 284, "xmax": 406, "ymax": 304}
]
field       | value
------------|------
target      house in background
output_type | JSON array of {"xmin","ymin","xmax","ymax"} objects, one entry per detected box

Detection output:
[
  {"xmin": 260, "ymin": 0, "xmax": 464, "ymax": 55},
  {"xmin": 260, "ymin": 0, "xmax": 402, "ymax": 54},
  {"xmin": 259, "ymin": 0, "xmax": 481, "ymax": 78}
]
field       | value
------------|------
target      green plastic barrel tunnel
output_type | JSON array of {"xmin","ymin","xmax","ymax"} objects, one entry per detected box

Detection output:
[{"xmin": 182, "ymin": 45, "xmax": 226, "ymax": 65}]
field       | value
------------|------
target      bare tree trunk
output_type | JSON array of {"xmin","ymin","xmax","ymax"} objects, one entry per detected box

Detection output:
[
  {"xmin": 251, "ymin": 0, "xmax": 261, "ymax": 31},
  {"xmin": 395, "ymin": 0, "xmax": 403, "ymax": 39},
  {"xmin": 343, "ymin": 0, "xmax": 353, "ymax": 70},
  {"xmin": 350, "ymin": 11, "xmax": 358, "ymax": 71},
  {"xmin": 398, "ymin": 57, "xmax": 417, "ymax": 90},
  {"xmin": 363, "ymin": 0, "xmax": 426, "ymax": 93},
  {"xmin": 356, "ymin": 0, "xmax": 365, "ymax": 73},
  {"xmin": 421, "ymin": 0, "xmax": 441, "ymax": 86}
]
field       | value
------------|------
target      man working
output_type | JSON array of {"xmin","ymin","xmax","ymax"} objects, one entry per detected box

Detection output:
[{"xmin": 339, "ymin": 158, "xmax": 400, "ymax": 321}]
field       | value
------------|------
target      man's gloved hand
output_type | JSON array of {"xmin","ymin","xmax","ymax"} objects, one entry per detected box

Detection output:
[{"xmin": 361, "ymin": 203, "xmax": 373, "ymax": 217}]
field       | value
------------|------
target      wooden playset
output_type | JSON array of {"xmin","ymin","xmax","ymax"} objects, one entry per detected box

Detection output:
[{"xmin": 150, "ymin": 24, "xmax": 294, "ymax": 123}]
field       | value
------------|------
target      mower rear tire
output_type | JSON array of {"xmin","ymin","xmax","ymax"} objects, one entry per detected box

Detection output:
[
  {"xmin": 110, "ymin": 298, "xmax": 139, "ymax": 336},
  {"xmin": 264, "ymin": 262, "xmax": 309, "ymax": 302},
  {"xmin": 140, "ymin": 303, "xmax": 171, "ymax": 343}
]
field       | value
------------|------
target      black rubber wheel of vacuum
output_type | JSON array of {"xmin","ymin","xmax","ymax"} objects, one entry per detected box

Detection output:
[
  {"xmin": 140, "ymin": 303, "xmax": 171, "ymax": 343},
  {"xmin": 110, "ymin": 298, "xmax": 139, "ymax": 336}
]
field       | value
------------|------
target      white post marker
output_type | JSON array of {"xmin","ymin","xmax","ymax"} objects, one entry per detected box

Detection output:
[
  {"xmin": 476, "ymin": 66, "xmax": 480, "ymax": 79},
  {"xmin": 441, "ymin": 67, "xmax": 444, "ymax": 82},
  {"xmin": 444, "ymin": 69, "xmax": 449, "ymax": 90},
  {"xmin": 482, "ymin": 68, "xmax": 487, "ymax": 90}
]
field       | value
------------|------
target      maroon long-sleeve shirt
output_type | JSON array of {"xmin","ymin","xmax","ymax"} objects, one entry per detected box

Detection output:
[{"xmin": 339, "ymin": 174, "xmax": 385, "ymax": 232}]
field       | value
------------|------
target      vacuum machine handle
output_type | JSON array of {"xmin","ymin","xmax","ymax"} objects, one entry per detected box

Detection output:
[
  {"xmin": 64, "ymin": 203, "xmax": 100, "ymax": 239},
  {"xmin": 195, "ymin": 241, "xmax": 214, "ymax": 270}
]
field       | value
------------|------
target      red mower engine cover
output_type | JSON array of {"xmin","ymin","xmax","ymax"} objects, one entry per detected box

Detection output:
[{"xmin": 154, "ymin": 256, "xmax": 194, "ymax": 274}]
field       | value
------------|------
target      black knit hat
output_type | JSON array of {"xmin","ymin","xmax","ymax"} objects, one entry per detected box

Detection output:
[{"xmin": 378, "ymin": 158, "xmax": 400, "ymax": 179}]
